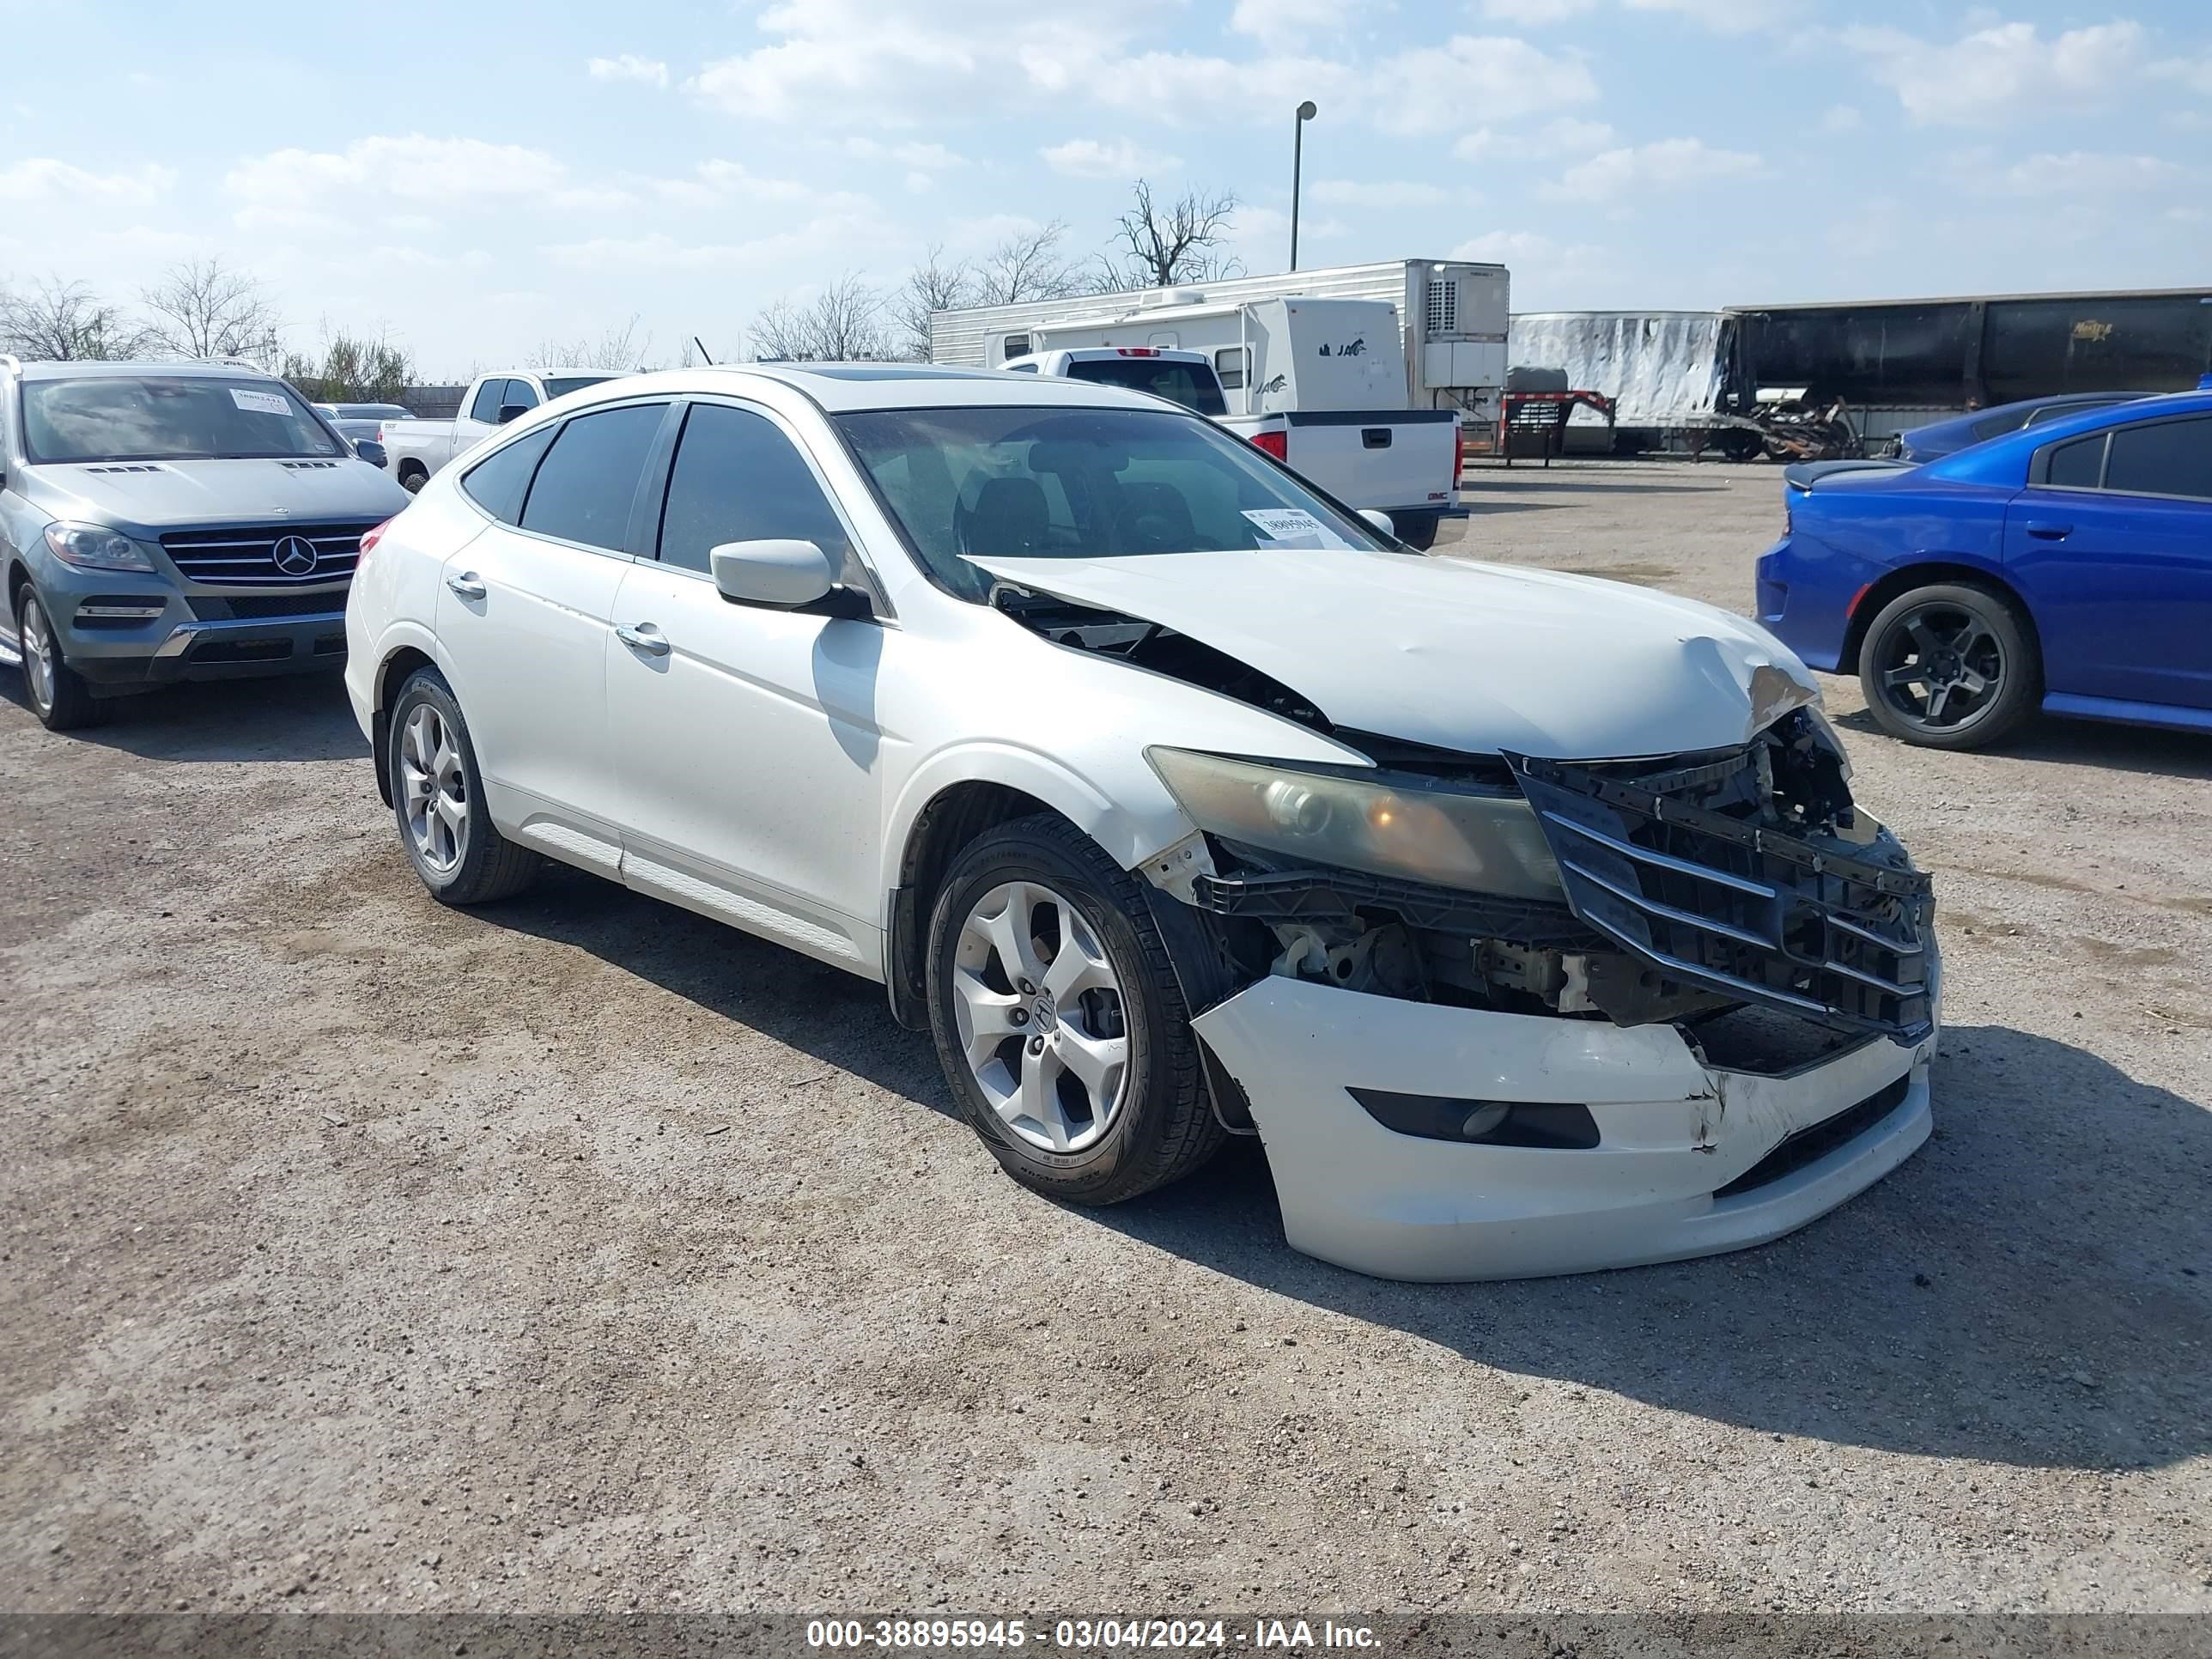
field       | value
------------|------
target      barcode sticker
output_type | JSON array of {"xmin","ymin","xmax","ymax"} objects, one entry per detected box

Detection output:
[{"xmin": 230, "ymin": 388, "xmax": 292, "ymax": 416}]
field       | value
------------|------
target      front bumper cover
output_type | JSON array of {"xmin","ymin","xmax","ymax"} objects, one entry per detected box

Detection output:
[{"xmin": 1192, "ymin": 971, "xmax": 1937, "ymax": 1282}]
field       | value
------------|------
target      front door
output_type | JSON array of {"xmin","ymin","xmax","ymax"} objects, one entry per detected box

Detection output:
[
  {"xmin": 604, "ymin": 399, "xmax": 891, "ymax": 970},
  {"xmin": 2006, "ymin": 412, "xmax": 2212, "ymax": 709}
]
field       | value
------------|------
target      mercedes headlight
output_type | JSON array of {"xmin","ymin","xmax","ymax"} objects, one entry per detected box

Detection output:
[
  {"xmin": 44, "ymin": 521, "xmax": 155, "ymax": 573},
  {"xmin": 1148, "ymin": 748, "xmax": 1563, "ymax": 900}
]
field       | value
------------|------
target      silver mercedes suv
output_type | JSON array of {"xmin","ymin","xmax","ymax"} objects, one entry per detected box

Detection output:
[{"xmin": 0, "ymin": 355, "xmax": 411, "ymax": 730}]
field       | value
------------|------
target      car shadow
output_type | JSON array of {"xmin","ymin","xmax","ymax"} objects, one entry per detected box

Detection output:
[
  {"xmin": 462, "ymin": 870, "xmax": 2212, "ymax": 1474},
  {"xmin": 0, "ymin": 672, "xmax": 372, "ymax": 764},
  {"xmin": 1834, "ymin": 707, "xmax": 2212, "ymax": 781},
  {"xmin": 1462, "ymin": 479, "xmax": 1735, "ymax": 497}
]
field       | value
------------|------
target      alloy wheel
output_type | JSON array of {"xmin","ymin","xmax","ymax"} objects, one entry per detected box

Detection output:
[
  {"xmin": 19, "ymin": 595, "xmax": 56, "ymax": 716},
  {"xmin": 951, "ymin": 879, "xmax": 1129, "ymax": 1154},
  {"xmin": 1875, "ymin": 602, "xmax": 2005, "ymax": 732},
  {"xmin": 399, "ymin": 702, "xmax": 470, "ymax": 873}
]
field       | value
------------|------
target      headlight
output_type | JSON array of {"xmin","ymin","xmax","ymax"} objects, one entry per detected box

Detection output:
[
  {"xmin": 1148, "ymin": 748, "xmax": 1563, "ymax": 900},
  {"xmin": 43, "ymin": 521, "xmax": 155, "ymax": 573}
]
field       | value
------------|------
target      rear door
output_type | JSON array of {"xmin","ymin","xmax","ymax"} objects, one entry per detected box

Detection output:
[
  {"xmin": 603, "ymin": 398, "xmax": 890, "ymax": 969},
  {"xmin": 434, "ymin": 398, "xmax": 674, "ymax": 871},
  {"xmin": 2004, "ymin": 412, "xmax": 2212, "ymax": 708}
]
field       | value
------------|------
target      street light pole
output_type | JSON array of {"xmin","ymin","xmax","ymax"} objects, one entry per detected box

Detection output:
[{"xmin": 1290, "ymin": 100, "xmax": 1317, "ymax": 271}]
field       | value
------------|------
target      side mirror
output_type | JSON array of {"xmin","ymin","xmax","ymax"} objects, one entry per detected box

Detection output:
[
  {"xmin": 709, "ymin": 539, "xmax": 837, "ymax": 609},
  {"xmin": 496, "ymin": 404, "xmax": 531, "ymax": 425},
  {"xmin": 1358, "ymin": 508, "xmax": 1396, "ymax": 538}
]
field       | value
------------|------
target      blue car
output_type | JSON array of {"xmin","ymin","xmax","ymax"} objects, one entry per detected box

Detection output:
[
  {"xmin": 1756, "ymin": 391, "xmax": 2212, "ymax": 750},
  {"xmin": 1893, "ymin": 391, "xmax": 2142, "ymax": 464}
]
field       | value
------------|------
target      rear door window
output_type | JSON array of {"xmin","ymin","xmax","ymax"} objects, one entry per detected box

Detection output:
[
  {"xmin": 2102, "ymin": 416, "xmax": 2211, "ymax": 501},
  {"xmin": 460, "ymin": 426, "xmax": 556, "ymax": 524},
  {"xmin": 655, "ymin": 402, "xmax": 854, "ymax": 577},
  {"xmin": 467, "ymin": 380, "xmax": 506, "ymax": 423},
  {"xmin": 2042, "ymin": 433, "xmax": 2106, "ymax": 489},
  {"xmin": 517, "ymin": 403, "xmax": 667, "ymax": 551}
]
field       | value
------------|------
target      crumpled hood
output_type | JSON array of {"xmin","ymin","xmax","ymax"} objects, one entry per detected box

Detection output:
[
  {"xmin": 21, "ymin": 457, "xmax": 410, "ymax": 534},
  {"xmin": 973, "ymin": 546, "xmax": 1820, "ymax": 761}
]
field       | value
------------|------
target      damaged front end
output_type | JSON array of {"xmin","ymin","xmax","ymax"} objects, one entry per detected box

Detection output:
[{"xmin": 1180, "ymin": 709, "xmax": 1933, "ymax": 1057}]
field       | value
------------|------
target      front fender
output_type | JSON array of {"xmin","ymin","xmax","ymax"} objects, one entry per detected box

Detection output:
[{"xmin": 880, "ymin": 738, "xmax": 1195, "ymax": 909}]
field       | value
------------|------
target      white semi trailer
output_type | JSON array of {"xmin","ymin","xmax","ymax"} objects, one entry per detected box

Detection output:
[{"xmin": 929, "ymin": 258, "xmax": 1510, "ymax": 428}]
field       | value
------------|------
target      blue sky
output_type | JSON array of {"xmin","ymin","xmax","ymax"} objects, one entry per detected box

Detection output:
[{"xmin": 1, "ymin": 0, "xmax": 2205, "ymax": 374}]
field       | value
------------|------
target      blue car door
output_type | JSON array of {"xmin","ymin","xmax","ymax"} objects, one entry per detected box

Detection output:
[{"xmin": 2003, "ymin": 410, "xmax": 2212, "ymax": 710}]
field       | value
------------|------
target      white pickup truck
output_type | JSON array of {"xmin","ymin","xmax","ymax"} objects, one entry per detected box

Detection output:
[
  {"xmin": 1003, "ymin": 342, "xmax": 1461, "ymax": 548},
  {"xmin": 378, "ymin": 369, "xmax": 620, "ymax": 493}
]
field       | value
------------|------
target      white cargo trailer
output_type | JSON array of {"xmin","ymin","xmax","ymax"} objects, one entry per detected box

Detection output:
[{"xmin": 929, "ymin": 258, "xmax": 1510, "ymax": 422}]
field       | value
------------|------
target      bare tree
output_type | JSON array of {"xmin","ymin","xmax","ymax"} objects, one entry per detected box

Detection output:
[
  {"xmin": 892, "ymin": 245, "xmax": 975, "ymax": 361},
  {"xmin": 529, "ymin": 314, "xmax": 652, "ymax": 372},
  {"xmin": 1107, "ymin": 181, "xmax": 1243, "ymax": 289},
  {"xmin": 281, "ymin": 326, "xmax": 414, "ymax": 404},
  {"xmin": 0, "ymin": 276, "xmax": 150, "ymax": 361},
  {"xmin": 973, "ymin": 221, "xmax": 1081, "ymax": 306},
  {"xmin": 746, "ymin": 274, "xmax": 890, "ymax": 362},
  {"xmin": 139, "ymin": 258, "xmax": 283, "ymax": 367}
]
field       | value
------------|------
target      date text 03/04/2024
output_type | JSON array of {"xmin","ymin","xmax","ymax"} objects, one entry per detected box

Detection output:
[{"xmin": 805, "ymin": 1618, "xmax": 1383, "ymax": 1650}]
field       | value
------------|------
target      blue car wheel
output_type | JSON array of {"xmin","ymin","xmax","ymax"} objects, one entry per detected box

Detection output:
[{"xmin": 1858, "ymin": 582, "xmax": 2039, "ymax": 751}]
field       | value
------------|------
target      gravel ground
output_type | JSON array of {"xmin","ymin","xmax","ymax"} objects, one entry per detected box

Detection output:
[{"xmin": 3, "ymin": 459, "xmax": 2208, "ymax": 1619}]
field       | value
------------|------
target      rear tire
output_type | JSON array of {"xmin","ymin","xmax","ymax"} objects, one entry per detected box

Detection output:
[
  {"xmin": 1856, "ymin": 581, "xmax": 2039, "ymax": 750},
  {"xmin": 386, "ymin": 667, "xmax": 539, "ymax": 905},
  {"xmin": 15, "ymin": 586, "xmax": 106, "ymax": 732},
  {"xmin": 926, "ymin": 814, "xmax": 1222, "ymax": 1206},
  {"xmin": 398, "ymin": 462, "xmax": 428, "ymax": 495},
  {"xmin": 1393, "ymin": 510, "xmax": 1442, "ymax": 551}
]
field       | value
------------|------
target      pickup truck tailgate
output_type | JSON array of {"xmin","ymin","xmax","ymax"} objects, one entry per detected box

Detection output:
[{"xmin": 1277, "ymin": 410, "xmax": 1458, "ymax": 515}]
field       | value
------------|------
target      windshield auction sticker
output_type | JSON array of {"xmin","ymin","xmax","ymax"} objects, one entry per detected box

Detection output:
[
  {"xmin": 229, "ymin": 388, "xmax": 295, "ymax": 416},
  {"xmin": 1241, "ymin": 508, "xmax": 1343, "ymax": 549}
]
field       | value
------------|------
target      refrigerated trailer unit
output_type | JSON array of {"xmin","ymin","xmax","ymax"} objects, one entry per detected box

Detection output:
[{"xmin": 929, "ymin": 258, "xmax": 1510, "ymax": 423}]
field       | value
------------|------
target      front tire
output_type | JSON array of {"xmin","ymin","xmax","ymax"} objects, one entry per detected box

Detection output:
[
  {"xmin": 1857, "ymin": 581, "xmax": 2039, "ymax": 750},
  {"xmin": 15, "ymin": 586, "xmax": 106, "ymax": 732},
  {"xmin": 386, "ymin": 667, "xmax": 539, "ymax": 905},
  {"xmin": 927, "ymin": 815, "xmax": 1222, "ymax": 1206}
]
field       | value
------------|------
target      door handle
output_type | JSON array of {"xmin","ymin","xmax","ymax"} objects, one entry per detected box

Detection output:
[
  {"xmin": 445, "ymin": 572, "xmax": 487, "ymax": 600},
  {"xmin": 615, "ymin": 622, "xmax": 670, "ymax": 656},
  {"xmin": 2024, "ymin": 521, "xmax": 2072, "ymax": 541}
]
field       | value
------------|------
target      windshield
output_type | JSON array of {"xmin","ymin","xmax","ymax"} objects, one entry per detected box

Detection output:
[
  {"xmin": 335, "ymin": 403, "xmax": 410, "ymax": 420},
  {"xmin": 1060, "ymin": 358, "xmax": 1228, "ymax": 416},
  {"xmin": 22, "ymin": 375, "xmax": 344, "ymax": 464},
  {"xmin": 542, "ymin": 375, "xmax": 617, "ymax": 400},
  {"xmin": 836, "ymin": 404, "xmax": 1391, "ymax": 599}
]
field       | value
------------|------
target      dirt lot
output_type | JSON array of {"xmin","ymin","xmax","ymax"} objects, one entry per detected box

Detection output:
[{"xmin": 3, "ymin": 460, "xmax": 2208, "ymax": 1617}]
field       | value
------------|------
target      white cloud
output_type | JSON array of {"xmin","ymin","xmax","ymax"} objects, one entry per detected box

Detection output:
[
  {"xmin": 653, "ymin": 159, "xmax": 836, "ymax": 208},
  {"xmin": 1477, "ymin": 0, "xmax": 1598, "ymax": 21},
  {"xmin": 1544, "ymin": 137, "xmax": 1765, "ymax": 200},
  {"xmin": 587, "ymin": 54, "xmax": 670, "ymax": 88},
  {"xmin": 544, "ymin": 216, "xmax": 875, "ymax": 273},
  {"xmin": 841, "ymin": 137, "xmax": 966, "ymax": 170},
  {"xmin": 1963, "ymin": 149, "xmax": 2185, "ymax": 196},
  {"xmin": 1231, "ymin": 0, "xmax": 1376, "ymax": 34},
  {"xmin": 1041, "ymin": 137, "xmax": 1181, "ymax": 178},
  {"xmin": 0, "ymin": 158, "xmax": 175, "ymax": 205},
  {"xmin": 2151, "ymin": 53, "xmax": 2212, "ymax": 96},
  {"xmin": 687, "ymin": 0, "xmax": 1146, "ymax": 126},
  {"xmin": 1620, "ymin": 0, "xmax": 1791, "ymax": 34},
  {"xmin": 1455, "ymin": 116, "xmax": 1613, "ymax": 161},
  {"xmin": 1377, "ymin": 37, "xmax": 1599, "ymax": 132},
  {"xmin": 225, "ymin": 136, "xmax": 574, "ymax": 230},
  {"xmin": 1839, "ymin": 20, "xmax": 2145, "ymax": 126},
  {"xmin": 1308, "ymin": 179, "xmax": 1467, "ymax": 209},
  {"xmin": 1450, "ymin": 229, "xmax": 1608, "ymax": 305}
]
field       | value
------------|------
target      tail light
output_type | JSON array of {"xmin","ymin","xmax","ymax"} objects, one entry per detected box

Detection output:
[
  {"xmin": 356, "ymin": 519, "xmax": 392, "ymax": 574},
  {"xmin": 1454, "ymin": 423, "xmax": 1466, "ymax": 483},
  {"xmin": 1115, "ymin": 347, "xmax": 1162, "ymax": 357},
  {"xmin": 1250, "ymin": 430, "xmax": 1288, "ymax": 462}
]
